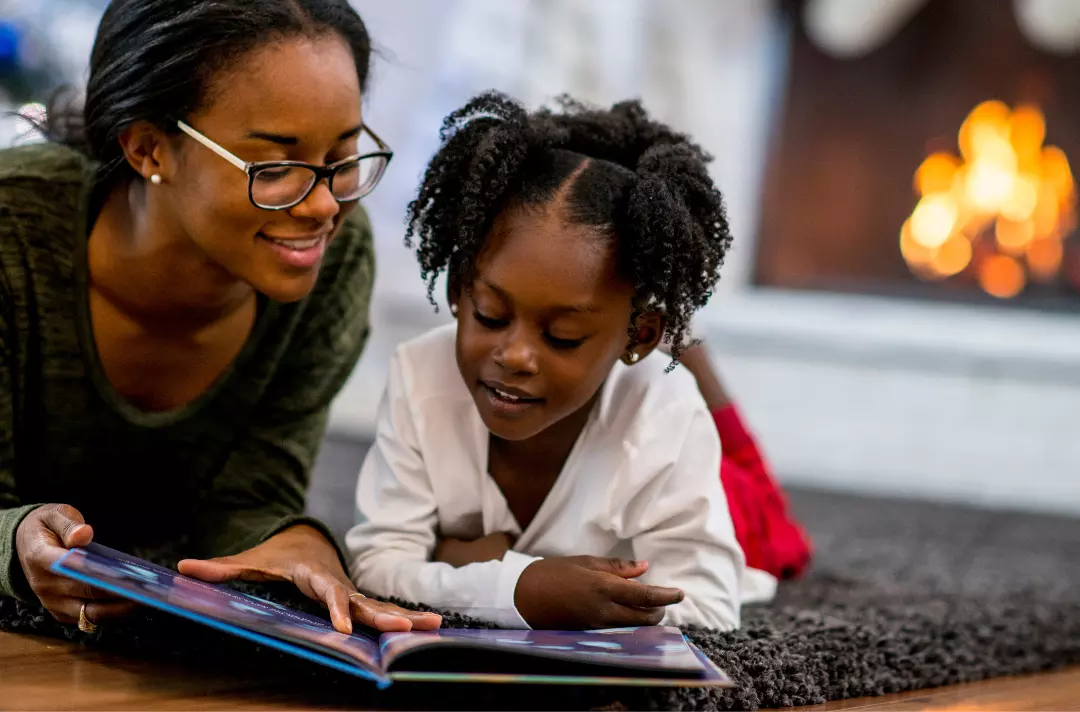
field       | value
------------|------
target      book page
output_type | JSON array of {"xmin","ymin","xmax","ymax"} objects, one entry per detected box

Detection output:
[{"xmin": 379, "ymin": 626, "xmax": 707, "ymax": 674}]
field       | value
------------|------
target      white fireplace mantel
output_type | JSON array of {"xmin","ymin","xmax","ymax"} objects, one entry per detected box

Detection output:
[{"xmin": 694, "ymin": 288, "xmax": 1080, "ymax": 515}]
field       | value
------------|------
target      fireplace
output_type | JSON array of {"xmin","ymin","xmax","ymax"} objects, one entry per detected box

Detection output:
[
  {"xmin": 682, "ymin": 0, "xmax": 1080, "ymax": 515},
  {"xmin": 755, "ymin": 0, "xmax": 1080, "ymax": 312}
]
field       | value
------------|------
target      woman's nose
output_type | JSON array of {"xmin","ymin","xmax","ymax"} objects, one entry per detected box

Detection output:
[{"xmin": 288, "ymin": 180, "xmax": 340, "ymax": 223}]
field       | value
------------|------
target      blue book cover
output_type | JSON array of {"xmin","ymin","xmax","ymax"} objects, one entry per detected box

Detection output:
[{"xmin": 52, "ymin": 544, "xmax": 732, "ymax": 689}]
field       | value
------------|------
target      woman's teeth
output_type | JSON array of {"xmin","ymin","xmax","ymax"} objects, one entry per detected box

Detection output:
[
  {"xmin": 494, "ymin": 388, "xmax": 521, "ymax": 401},
  {"xmin": 265, "ymin": 235, "xmax": 322, "ymax": 250}
]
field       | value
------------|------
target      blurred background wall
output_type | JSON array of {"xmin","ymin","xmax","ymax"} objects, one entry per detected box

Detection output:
[{"xmin": 3, "ymin": 0, "xmax": 1077, "ymax": 513}]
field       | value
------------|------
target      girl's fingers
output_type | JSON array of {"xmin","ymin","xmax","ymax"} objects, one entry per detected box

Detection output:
[
  {"xmin": 606, "ymin": 579, "xmax": 684, "ymax": 609},
  {"xmin": 576, "ymin": 556, "xmax": 650, "ymax": 579},
  {"xmin": 601, "ymin": 603, "xmax": 667, "ymax": 628}
]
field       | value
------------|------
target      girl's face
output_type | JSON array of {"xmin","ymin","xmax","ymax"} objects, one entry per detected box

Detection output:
[
  {"xmin": 152, "ymin": 34, "xmax": 364, "ymax": 303},
  {"xmin": 456, "ymin": 203, "xmax": 645, "ymax": 442}
]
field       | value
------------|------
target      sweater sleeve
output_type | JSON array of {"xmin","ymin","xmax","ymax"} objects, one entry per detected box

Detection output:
[
  {"xmin": 191, "ymin": 210, "xmax": 375, "ymax": 565},
  {"xmin": 0, "ymin": 276, "xmax": 41, "ymax": 600}
]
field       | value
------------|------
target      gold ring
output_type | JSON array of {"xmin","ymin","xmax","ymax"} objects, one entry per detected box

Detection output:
[{"xmin": 78, "ymin": 604, "xmax": 99, "ymax": 634}]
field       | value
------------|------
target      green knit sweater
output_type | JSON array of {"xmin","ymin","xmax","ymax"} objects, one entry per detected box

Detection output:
[{"xmin": 0, "ymin": 143, "xmax": 374, "ymax": 600}]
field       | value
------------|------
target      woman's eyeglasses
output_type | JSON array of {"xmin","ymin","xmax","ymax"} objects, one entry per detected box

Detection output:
[{"xmin": 176, "ymin": 120, "xmax": 393, "ymax": 210}]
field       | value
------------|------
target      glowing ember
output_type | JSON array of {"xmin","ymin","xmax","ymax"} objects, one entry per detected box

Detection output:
[{"xmin": 902, "ymin": 101, "xmax": 1076, "ymax": 298}]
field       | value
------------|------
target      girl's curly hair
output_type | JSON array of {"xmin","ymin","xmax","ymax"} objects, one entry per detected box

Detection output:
[{"xmin": 404, "ymin": 91, "xmax": 732, "ymax": 362}]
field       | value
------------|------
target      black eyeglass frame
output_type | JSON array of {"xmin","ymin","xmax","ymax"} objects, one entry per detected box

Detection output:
[{"xmin": 176, "ymin": 119, "xmax": 394, "ymax": 210}]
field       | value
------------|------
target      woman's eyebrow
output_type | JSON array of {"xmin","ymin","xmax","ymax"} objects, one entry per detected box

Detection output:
[{"xmin": 244, "ymin": 124, "xmax": 363, "ymax": 146}]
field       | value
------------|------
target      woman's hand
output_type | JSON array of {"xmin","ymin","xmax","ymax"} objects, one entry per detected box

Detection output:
[
  {"xmin": 514, "ymin": 556, "xmax": 684, "ymax": 630},
  {"xmin": 434, "ymin": 532, "xmax": 516, "ymax": 567},
  {"xmin": 15, "ymin": 504, "xmax": 137, "ymax": 625},
  {"xmin": 178, "ymin": 524, "xmax": 442, "ymax": 635}
]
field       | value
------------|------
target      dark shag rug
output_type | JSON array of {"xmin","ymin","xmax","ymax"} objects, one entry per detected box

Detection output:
[{"xmin": 2, "ymin": 488, "xmax": 1079, "ymax": 710}]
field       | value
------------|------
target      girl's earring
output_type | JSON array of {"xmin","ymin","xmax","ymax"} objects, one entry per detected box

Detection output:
[
  {"xmin": 621, "ymin": 350, "xmax": 641, "ymax": 365},
  {"xmin": 150, "ymin": 174, "xmax": 162, "ymax": 185},
  {"xmin": 450, "ymin": 304, "xmax": 459, "ymax": 317}
]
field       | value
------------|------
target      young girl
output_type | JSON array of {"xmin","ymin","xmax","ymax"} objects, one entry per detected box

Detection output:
[{"xmin": 346, "ymin": 92, "xmax": 781, "ymax": 630}]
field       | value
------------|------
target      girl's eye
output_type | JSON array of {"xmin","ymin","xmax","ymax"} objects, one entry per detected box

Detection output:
[
  {"xmin": 546, "ymin": 335, "xmax": 585, "ymax": 350},
  {"xmin": 473, "ymin": 311, "xmax": 508, "ymax": 329}
]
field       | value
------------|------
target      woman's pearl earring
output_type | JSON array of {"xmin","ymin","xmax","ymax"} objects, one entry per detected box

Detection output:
[
  {"xmin": 150, "ymin": 174, "xmax": 162, "ymax": 185},
  {"xmin": 623, "ymin": 351, "xmax": 640, "ymax": 365}
]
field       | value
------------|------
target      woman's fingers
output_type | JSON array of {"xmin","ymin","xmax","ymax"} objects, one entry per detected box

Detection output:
[
  {"xmin": 176, "ymin": 556, "xmax": 278, "ymax": 583},
  {"xmin": 43, "ymin": 595, "xmax": 81, "ymax": 624},
  {"xmin": 84, "ymin": 599, "xmax": 139, "ymax": 622},
  {"xmin": 37, "ymin": 575, "xmax": 121, "ymax": 602},
  {"xmin": 36, "ymin": 504, "xmax": 94, "ymax": 549},
  {"xmin": 348, "ymin": 595, "xmax": 445, "ymax": 633},
  {"xmin": 302, "ymin": 569, "xmax": 355, "ymax": 634},
  {"xmin": 348, "ymin": 595, "xmax": 413, "ymax": 632},
  {"xmin": 178, "ymin": 543, "xmax": 443, "ymax": 636},
  {"xmin": 45, "ymin": 595, "xmax": 136, "ymax": 625},
  {"xmin": 372, "ymin": 599, "xmax": 443, "ymax": 630}
]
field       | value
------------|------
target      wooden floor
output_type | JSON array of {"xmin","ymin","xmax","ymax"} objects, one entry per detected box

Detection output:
[{"xmin": 2, "ymin": 631, "xmax": 1078, "ymax": 711}]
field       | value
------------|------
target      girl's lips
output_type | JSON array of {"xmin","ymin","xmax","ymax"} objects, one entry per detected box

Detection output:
[
  {"xmin": 480, "ymin": 382, "xmax": 544, "ymax": 417},
  {"xmin": 481, "ymin": 380, "xmax": 541, "ymax": 401}
]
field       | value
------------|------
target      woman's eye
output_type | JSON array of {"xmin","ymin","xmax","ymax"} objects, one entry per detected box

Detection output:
[
  {"xmin": 546, "ymin": 335, "xmax": 585, "ymax": 350},
  {"xmin": 473, "ymin": 311, "xmax": 508, "ymax": 329},
  {"xmin": 255, "ymin": 167, "xmax": 292, "ymax": 182}
]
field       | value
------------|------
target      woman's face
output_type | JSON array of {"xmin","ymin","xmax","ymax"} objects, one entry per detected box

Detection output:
[{"xmin": 160, "ymin": 34, "xmax": 363, "ymax": 303}]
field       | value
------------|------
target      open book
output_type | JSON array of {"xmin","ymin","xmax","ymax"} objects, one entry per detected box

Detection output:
[{"xmin": 52, "ymin": 544, "xmax": 732, "ymax": 690}]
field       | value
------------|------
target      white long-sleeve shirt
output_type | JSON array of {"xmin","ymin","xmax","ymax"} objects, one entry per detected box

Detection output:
[{"xmin": 345, "ymin": 324, "xmax": 776, "ymax": 630}]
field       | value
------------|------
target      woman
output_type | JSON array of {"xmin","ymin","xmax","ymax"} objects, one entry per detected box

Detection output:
[{"xmin": 0, "ymin": 0, "xmax": 440, "ymax": 636}]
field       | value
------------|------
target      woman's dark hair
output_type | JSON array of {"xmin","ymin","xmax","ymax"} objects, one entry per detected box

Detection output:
[
  {"xmin": 42, "ymin": 0, "xmax": 371, "ymax": 188},
  {"xmin": 404, "ymin": 91, "xmax": 732, "ymax": 362}
]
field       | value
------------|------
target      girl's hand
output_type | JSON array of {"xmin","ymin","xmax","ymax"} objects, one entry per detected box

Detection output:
[
  {"xmin": 434, "ymin": 532, "xmax": 517, "ymax": 567},
  {"xmin": 178, "ymin": 524, "xmax": 442, "ymax": 635},
  {"xmin": 514, "ymin": 557, "xmax": 684, "ymax": 630},
  {"xmin": 15, "ymin": 504, "xmax": 138, "ymax": 626}
]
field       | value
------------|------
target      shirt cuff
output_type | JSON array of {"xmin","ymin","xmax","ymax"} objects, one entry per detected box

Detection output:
[
  {"xmin": 492, "ymin": 550, "xmax": 542, "ymax": 629},
  {"xmin": 0, "ymin": 504, "xmax": 46, "ymax": 601}
]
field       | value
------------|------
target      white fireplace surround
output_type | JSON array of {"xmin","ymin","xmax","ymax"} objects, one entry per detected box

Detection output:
[{"xmin": 331, "ymin": 281, "xmax": 1080, "ymax": 517}]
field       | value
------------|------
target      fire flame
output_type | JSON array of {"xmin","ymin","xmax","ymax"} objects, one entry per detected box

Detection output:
[{"xmin": 902, "ymin": 101, "xmax": 1076, "ymax": 298}]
